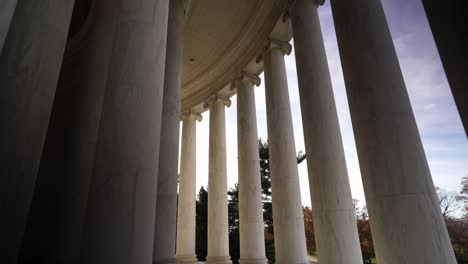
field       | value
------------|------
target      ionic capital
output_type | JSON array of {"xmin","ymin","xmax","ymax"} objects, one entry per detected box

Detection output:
[
  {"xmin": 266, "ymin": 39, "xmax": 292, "ymax": 56},
  {"xmin": 242, "ymin": 72, "xmax": 261, "ymax": 86},
  {"xmin": 203, "ymin": 95, "xmax": 231, "ymax": 110},
  {"xmin": 181, "ymin": 110, "xmax": 202, "ymax": 122},
  {"xmin": 257, "ymin": 39, "xmax": 292, "ymax": 63},
  {"xmin": 232, "ymin": 72, "xmax": 261, "ymax": 91}
]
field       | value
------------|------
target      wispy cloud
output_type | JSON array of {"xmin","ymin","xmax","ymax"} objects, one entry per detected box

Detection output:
[{"xmin": 189, "ymin": 0, "xmax": 468, "ymax": 207}]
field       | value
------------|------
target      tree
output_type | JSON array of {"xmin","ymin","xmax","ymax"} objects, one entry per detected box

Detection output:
[
  {"xmin": 195, "ymin": 186, "xmax": 208, "ymax": 261},
  {"xmin": 460, "ymin": 175, "xmax": 468, "ymax": 217},
  {"xmin": 354, "ymin": 199, "xmax": 375, "ymax": 264},
  {"xmin": 258, "ymin": 139, "xmax": 275, "ymax": 263},
  {"xmin": 258, "ymin": 138, "xmax": 306, "ymax": 263},
  {"xmin": 195, "ymin": 139, "xmax": 306, "ymax": 263},
  {"xmin": 436, "ymin": 186, "xmax": 462, "ymax": 218},
  {"xmin": 228, "ymin": 184, "xmax": 240, "ymax": 263},
  {"xmin": 445, "ymin": 217, "xmax": 468, "ymax": 263},
  {"xmin": 303, "ymin": 207, "xmax": 316, "ymax": 255}
]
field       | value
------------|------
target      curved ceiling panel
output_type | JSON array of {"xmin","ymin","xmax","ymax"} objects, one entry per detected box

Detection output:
[{"xmin": 181, "ymin": 0, "xmax": 288, "ymax": 112}]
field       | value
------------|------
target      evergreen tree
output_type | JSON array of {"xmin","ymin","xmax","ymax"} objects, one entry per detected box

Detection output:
[
  {"xmin": 195, "ymin": 186, "xmax": 208, "ymax": 261},
  {"xmin": 259, "ymin": 138, "xmax": 306, "ymax": 263},
  {"xmin": 195, "ymin": 139, "xmax": 305, "ymax": 264},
  {"xmin": 258, "ymin": 139, "xmax": 275, "ymax": 263},
  {"xmin": 228, "ymin": 184, "xmax": 240, "ymax": 263}
]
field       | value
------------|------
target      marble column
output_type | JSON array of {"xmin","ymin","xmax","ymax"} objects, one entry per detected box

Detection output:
[
  {"xmin": 153, "ymin": 0, "xmax": 185, "ymax": 263},
  {"xmin": 18, "ymin": 0, "xmax": 115, "ymax": 263},
  {"xmin": 236, "ymin": 73, "xmax": 268, "ymax": 264},
  {"xmin": 290, "ymin": 0, "xmax": 362, "ymax": 263},
  {"xmin": 0, "ymin": 0, "xmax": 17, "ymax": 53},
  {"xmin": 205, "ymin": 95, "xmax": 232, "ymax": 264},
  {"xmin": 0, "ymin": 1, "xmax": 74, "ymax": 263},
  {"xmin": 263, "ymin": 40, "xmax": 308, "ymax": 264},
  {"xmin": 422, "ymin": 0, "xmax": 468, "ymax": 136},
  {"xmin": 330, "ymin": 0, "xmax": 457, "ymax": 263},
  {"xmin": 176, "ymin": 111, "xmax": 202, "ymax": 263},
  {"xmin": 79, "ymin": 1, "xmax": 169, "ymax": 264}
]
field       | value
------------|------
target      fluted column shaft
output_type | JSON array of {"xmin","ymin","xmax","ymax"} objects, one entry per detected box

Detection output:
[
  {"xmin": 263, "ymin": 41, "xmax": 308, "ymax": 264},
  {"xmin": 330, "ymin": 0, "xmax": 457, "ymax": 263},
  {"xmin": 79, "ymin": 1, "xmax": 169, "ymax": 264},
  {"xmin": 236, "ymin": 74, "xmax": 268, "ymax": 264},
  {"xmin": 0, "ymin": 1, "xmax": 74, "ymax": 263},
  {"xmin": 176, "ymin": 112, "xmax": 201, "ymax": 263},
  {"xmin": 290, "ymin": 0, "xmax": 362, "ymax": 263},
  {"xmin": 153, "ymin": 0, "xmax": 185, "ymax": 263},
  {"xmin": 206, "ymin": 96, "xmax": 232, "ymax": 264}
]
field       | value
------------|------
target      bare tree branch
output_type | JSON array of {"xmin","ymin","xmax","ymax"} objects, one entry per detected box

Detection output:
[{"xmin": 436, "ymin": 187, "xmax": 462, "ymax": 217}]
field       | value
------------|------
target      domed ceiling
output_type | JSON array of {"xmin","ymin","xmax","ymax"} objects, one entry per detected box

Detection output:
[{"xmin": 180, "ymin": 0, "xmax": 289, "ymax": 112}]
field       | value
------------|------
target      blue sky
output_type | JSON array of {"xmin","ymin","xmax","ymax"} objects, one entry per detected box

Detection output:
[{"xmin": 187, "ymin": 0, "xmax": 468, "ymax": 208}]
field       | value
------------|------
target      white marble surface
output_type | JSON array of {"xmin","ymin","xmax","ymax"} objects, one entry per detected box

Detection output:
[
  {"xmin": 206, "ymin": 96, "xmax": 231, "ymax": 264},
  {"xmin": 263, "ymin": 41, "xmax": 308, "ymax": 264},
  {"xmin": 331, "ymin": 0, "xmax": 457, "ymax": 263},
  {"xmin": 0, "ymin": 1, "xmax": 74, "ymax": 263},
  {"xmin": 154, "ymin": 0, "xmax": 185, "ymax": 263},
  {"xmin": 290, "ymin": 0, "xmax": 362, "ymax": 263},
  {"xmin": 176, "ymin": 112, "xmax": 201, "ymax": 263},
  {"xmin": 18, "ymin": 0, "xmax": 118, "ymax": 262},
  {"xmin": 79, "ymin": 1, "xmax": 169, "ymax": 263},
  {"xmin": 236, "ymin": 74, "xmax": 268, "ymax": 264}
]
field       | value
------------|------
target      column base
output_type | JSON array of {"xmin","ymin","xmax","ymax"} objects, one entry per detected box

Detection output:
[
  {"xmin": 239, "ymin": 258, "xmax": 268, "ymax": 264},
  {"xmin": 205, "ymin": 256, "xmax": 232, "ymax": 264},
  {"xmin": 176, "ymin": 254, "xmax": 198, "ymax": 263}
]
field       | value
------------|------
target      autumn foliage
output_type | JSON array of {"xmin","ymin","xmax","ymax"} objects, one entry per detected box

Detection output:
[{"xmin": 302, "ymin": 207, "xmax": 316, "ymax": 255}]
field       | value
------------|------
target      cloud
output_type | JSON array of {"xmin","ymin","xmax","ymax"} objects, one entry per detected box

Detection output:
[{"xmin": 187, "ymin": 0, "xmax": 468, "ymax": 209}]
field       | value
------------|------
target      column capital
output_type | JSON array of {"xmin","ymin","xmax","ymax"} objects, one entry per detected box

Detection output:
[
  {"xmin": 232, "ymin": 72, "xmax": 261, "ymax": 91},
  {"xmin": 257, "ymin": 39, "xmax": 292, "ymax": 63},
  {"xmin": 204, "ymin": 95, "xmax": 231, "ymax": 110},
  {"xmin": 241, "ymin": 71, "xmax": 261, "ymax": 86},
  {"xmin": 181, "ymin": 110, "xmax": 202, "ymax": 122},
  {"xmin": 267, "ymin": 39, "xmax": 292, "ymax": 55}
]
